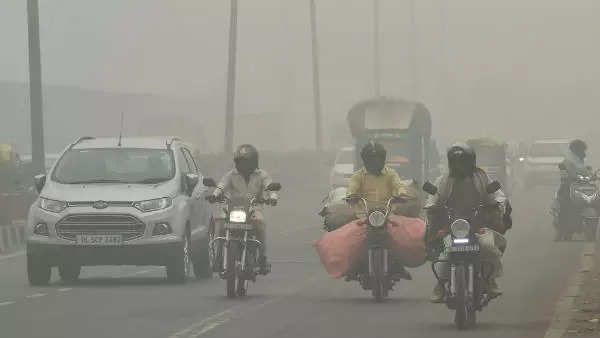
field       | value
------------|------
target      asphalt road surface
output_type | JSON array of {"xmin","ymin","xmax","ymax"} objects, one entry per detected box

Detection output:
[{"xmin": 0, "ymin": 185, "xmax": 586, "ymax": 338}]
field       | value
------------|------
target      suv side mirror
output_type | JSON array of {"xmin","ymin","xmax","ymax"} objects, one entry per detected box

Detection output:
[
  {"xmin": 486, "ymin": 180, "xmax": 501, "ymax": 194},
  {"xmin": 184, "ymin": 173, "xmax": 199, "ymax": 196},
  {"xmin": 202, "ymin": 177, "xmax": 217, "ymax": 188},
  {"xmin": 266, "ymin": 182, "xmax": 281, "ymax": 192},
  {"xmin": 422, "ymin": 181, "xmax": 438, "ymax": 195},
  {"xmin": 34, "ymin": 174, "xmax": 46, "ymax": 194}
]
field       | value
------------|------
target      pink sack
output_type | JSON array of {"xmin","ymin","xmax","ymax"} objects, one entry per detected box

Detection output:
[
  {"xmin": 386, "ymin": 215, "xmax": 426, "ymax": 268},
  {"xmin": 314, "ymin": 220, "xmax": 367, "ymax": 278}
]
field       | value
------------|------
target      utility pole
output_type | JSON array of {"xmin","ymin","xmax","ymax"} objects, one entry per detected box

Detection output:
[
  {"xmin": 309, "ymin": 0, "xmax": 323, "ymax": 150},
  {"xmin": 27, "ymin": 0, "xmax": 46, "ymax": 175},
  {"xmin": 409, "ymin": 0, "xmax": 419, "ymax": 100},
  {"xmin": 224, "ymin": 0, "xmax": 239, "ymax": 153},
  {"xmin": 373, "ymin": 0, "xmax": 381, "ymax": 97}
]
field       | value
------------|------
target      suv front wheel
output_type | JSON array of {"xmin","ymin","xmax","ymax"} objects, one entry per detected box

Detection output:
[
  {"xmin": 59, "ymin": 264, "xmax": 81, "ymax": 283},
  {"xmin": 167, "ymin": 234, "xmax": 191, "ymax": 284},
  {"xmin": 27, "ymin": 254, "xmax": 51, "ymax": 286}
]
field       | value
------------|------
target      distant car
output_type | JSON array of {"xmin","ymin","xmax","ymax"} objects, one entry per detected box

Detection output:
[
  {"xmin": 26, "ymin": 136, "xmax": 212, "ymax": 286},
  {"xmin": 522, "ymin": 139, "xmax": 570, "ymax": 188},
  {"xmin": 330, "ymin": 147, "xmax": 355, "ymax": 187}
]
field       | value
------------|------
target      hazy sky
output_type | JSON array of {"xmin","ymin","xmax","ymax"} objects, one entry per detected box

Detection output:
[{"xmin": 2, "ymin": 0, "xmax": 600, "ymax": 150}]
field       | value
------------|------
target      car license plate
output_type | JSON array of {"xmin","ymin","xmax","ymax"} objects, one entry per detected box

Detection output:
[
  {"xmin": 449, "ymin": 244, "xmax": 479, "ymax": 253},
  {"xmin": 76, "ymin": 234, "xmax": 123, "ymax": 246}
]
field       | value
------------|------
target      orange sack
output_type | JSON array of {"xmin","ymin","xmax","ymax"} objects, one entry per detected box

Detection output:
[
  {"xmin": 314, "ymin": 216, "xmax": 426, "ymax": 278},
  {"xmin": 313, "ymin": 220, "xmax": 367, "ymax": 279},
  {"xmin": 386, "ymin": 215, "xmax": 426, "ymax": 268}
]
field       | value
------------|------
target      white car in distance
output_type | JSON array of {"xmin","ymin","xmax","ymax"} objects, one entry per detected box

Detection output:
[{"xmin": 330, "ymin": 147, "xmax": 355, "ymax": 188}]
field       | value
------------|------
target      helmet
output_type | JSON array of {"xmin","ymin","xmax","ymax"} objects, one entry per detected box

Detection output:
[
  {"xmin": 569, "ymin": 139, "xmax": 587, "ymax": 160},
  {"xmin": 361, "ymin": 140, "xmax": 386, "ymax": 175},
  {"xmin": 447, "ymin": 142, "xmax": 476, "ymax": 178},
  {"xmin": 234, "ymin": 144, "xmax": 259, "ymax": 176}
]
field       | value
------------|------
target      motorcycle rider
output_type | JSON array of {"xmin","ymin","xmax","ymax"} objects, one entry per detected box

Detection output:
[
  {"xmin": 556, "ymin": 139, "xmax": 591, "ymax": 240},
  {"xmin": 210, "ymin": 144, "xmax": 277, "ymax": 274},
  {"xmin": 427, "ymin": 142, "xmax": 509, "ymax": 303},
  {"xmin": 347, "ymin": 140, "xmax": 416, "ymax": 281}
]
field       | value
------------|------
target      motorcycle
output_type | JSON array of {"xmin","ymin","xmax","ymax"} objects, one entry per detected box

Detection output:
[
  {"xmin": 423, "ymin": 180, "xmax": 502, "ymax": 330},
  {"xmin": 344, "ymin": 194, "xmax": 406, "ymax": 302},
  {"xmin": 553, "ymin": 164, "xmax": 599, "ymax": 241},
  {"xmin": 203, "ymin": 178, "xmax": 281, "ymax": 298}
]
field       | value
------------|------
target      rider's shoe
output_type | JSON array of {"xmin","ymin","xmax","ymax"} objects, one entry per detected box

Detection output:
[
  {"xmin": 430, "ymin": 281, "xmax": 446, "ymax": 303},
  {"xmin": 258, "ymin": 256, "xmax": 271, "ymax": 275},
  {"xmin": 487, "ymin": 279, "xmax": 503, "ymax": 298},
  {"xmin": 390, "ymin": 266, "xmax": 412, "ymax": 281}
]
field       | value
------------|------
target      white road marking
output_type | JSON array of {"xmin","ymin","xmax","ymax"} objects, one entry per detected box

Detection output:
[
  {"xmin": 58, "ymin": 288, "xmax": 72, "ymax": 292},
  {"xmin": 0, "ymin": 250, "xmax": 25, "ymax": 262},
  {"xmin": 26, "ymin": 293, "xmax": 46, "ymax": 299},
  {"xmin": 169, "ymin": 274, "xmax": 322, "ymax": 338},
  {"xmin": 167, "ymin": 308, "xmax": 237, "ymax": 338},
  {"xmin": 0, "ymin": 301, "xmax": 15, "ymax": 307}
]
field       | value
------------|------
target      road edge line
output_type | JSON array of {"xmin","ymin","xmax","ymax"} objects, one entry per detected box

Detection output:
[{"xmin": 543, "ymin": 242, "xmax": 597, "ymax": 338}]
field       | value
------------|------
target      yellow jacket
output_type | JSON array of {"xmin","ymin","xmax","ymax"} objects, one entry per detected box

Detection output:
[{"xmin": 347, "ymin": 166, "xmax": 408, "ymax": 209}]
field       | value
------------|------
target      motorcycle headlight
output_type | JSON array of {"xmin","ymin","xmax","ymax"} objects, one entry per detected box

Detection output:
[
  {"xmin": 39, "ymin": 198, "xmax": 67, "ymax": 213},
  {"xmin": 229, "ymin": 210, "xmax": 247, "ymax": 223},
  {"xmin": 451, "ymin": 219, "xmax": 471, "ymax": 238},
  {"xmin": 134, "ymin": 197, "xmax": 172, "ymax": 212},
  {"xmin": 368, "ymin": 210, "xmax": 386, "ymax": 227}
]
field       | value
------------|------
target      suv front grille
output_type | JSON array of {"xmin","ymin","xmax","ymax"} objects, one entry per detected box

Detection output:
[{"xmin": 56, "ymin": 214, "xmax": 146, "ymax": 241}]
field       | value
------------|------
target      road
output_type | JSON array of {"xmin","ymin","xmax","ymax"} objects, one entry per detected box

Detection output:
[{"xmin": 0, "ymin": 185, "xmax": 586, "ymax": 338}]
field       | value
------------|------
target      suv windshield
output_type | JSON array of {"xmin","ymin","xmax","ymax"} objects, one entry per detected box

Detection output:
[
  {"xmin": 52, "ymin": 148, "xmax": 175, "ymax": 184},
  {"xmin": 529, "ymin": 143, "xmax": 568, "ymax": 157}
]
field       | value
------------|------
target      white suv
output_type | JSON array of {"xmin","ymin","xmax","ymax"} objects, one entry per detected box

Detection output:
[{"xmin": 26, "ymin": 137, "xmax": 212, "ymax": 285}]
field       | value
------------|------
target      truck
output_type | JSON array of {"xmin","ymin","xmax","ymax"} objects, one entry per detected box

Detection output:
[{"xmin": 347, "ymin": 97, "xmax": 433, "ymax": 184}]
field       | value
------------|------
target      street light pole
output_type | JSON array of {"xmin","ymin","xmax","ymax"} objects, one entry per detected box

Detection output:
[
  {"xmin": 224, "ymin": 0, "xmax": 239, "ymax": 154},
  {"xmin": 309, "ymin": 0, "xmax": 323, "ymax": 151},
  {"xmin": 27, "ymin": 0, "xmax": 46, "ymax": 175},
  {"xmin": 373, "ymin": 0, "xmax": 381, "ymax": 97},
  {"xmin": 409, "ymin": 0, "xmax": 419, "ymax": 100}
]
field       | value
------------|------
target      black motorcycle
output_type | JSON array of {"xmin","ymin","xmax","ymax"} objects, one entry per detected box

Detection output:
[
  {"xmin": 203, "ymin": 178, "xmax": 281, "ymax": 298},
  {"xmin": 345, "ymin": 195, "xmax": 405, "ymax": 302},
  {"xmin": 554, "ymin": 164, "xmax": 599, "ymax": 241},
  {"xmin": 423, "ymin": 180, "xmax": 501, "ymax": 330}
]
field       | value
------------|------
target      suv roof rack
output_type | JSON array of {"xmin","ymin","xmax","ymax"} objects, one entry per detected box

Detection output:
[
  {"xmin": 166, "ymin": 137, "xmax": 181, "ymax": 149},
  {"xmin": 69, "ymin": 136, "xmax": 95, "ymax": 149}
]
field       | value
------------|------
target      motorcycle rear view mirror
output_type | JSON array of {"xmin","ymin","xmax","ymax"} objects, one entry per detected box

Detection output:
[
  {"xmin": 202, "ymin": 177, "xmax": 217, "ymax": 188},
  {"xmin": 422, "ymin": 181, "xmax": 438, "ymax": 195},
  {"xmin": 486, "ymin": 181, "xmax": 502, "ymax": 194},
  {"xmin": 265, "ymin": 182, "xmax": 281, "ymax": 192}
]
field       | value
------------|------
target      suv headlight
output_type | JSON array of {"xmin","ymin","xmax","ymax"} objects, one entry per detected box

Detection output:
[
  {"xmin": 134, "ymin": 197, "xmax": 172, "ymax": 212},
  {"xmin": 229, "ymin": 210, "xmax": 247, "ymax": 223},
  {"xmin": 451, "ymin": 219, "xmax": 471, "ymax": 238},
  {"xmin": 39, "ymin": 198, "xmax": 67, "ymax": 213}
]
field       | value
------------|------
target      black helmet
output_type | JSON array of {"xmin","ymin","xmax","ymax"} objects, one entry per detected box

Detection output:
[
  {"xmin": 234, "ymin": 144, "xmax": 259, "ymax": 176},
  {"xmin": 447, "ymin": 142, "xmax": 476, "ymax": 178},
  {"xmin": 569, "ymin": 139, "xmax": 587, "ymax": 160},
  {"xmin": 361, "ymin": 140, "xmax": 386, "ymax": 175}
]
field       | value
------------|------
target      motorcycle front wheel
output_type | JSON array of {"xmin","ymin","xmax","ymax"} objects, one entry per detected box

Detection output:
[
  {"xmin": 454, "ymin": 265, "xmax": 476, "ymax": 330},
  {"xmin": 226, "ymin": 243, "xmax": 240, "ymax": 298},
  {"xmin": 370, "ymin": 248, "xmax": 387, "ymax": 303}
]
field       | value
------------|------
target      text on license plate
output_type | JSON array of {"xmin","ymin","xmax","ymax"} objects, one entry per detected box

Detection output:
[
  {"xmin": 76, "ymin": 235, "xmax": 123, "ymax": 246},
  {"xmin": 449, "ymin": 244, "xmax": 479, "ymax": 253}
]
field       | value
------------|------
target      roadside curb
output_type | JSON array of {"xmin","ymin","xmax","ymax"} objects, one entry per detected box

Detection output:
[
  {"xmin": 544, "ymin": 243, "xmax": 597, "ymax": 338},
  {"xmin": 0, "ymin": 222, "xmax": 26, "ymax": 255}
]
